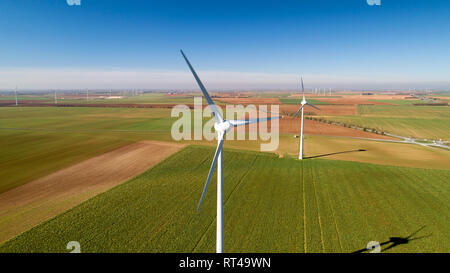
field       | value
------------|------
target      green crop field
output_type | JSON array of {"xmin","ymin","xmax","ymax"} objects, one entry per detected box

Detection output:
[
  {"xmin": 370, "ymin": 99, "xmax": 427, "ymax": 105},
  {"xmin": 1, "ymin": 92, "xmax": 208, "ymax": 105},
  {"xmin": 319, "ymin": 105, "xmax": 450, "ymax": 140},
  {"xmin": 0, "ymin": 106, "xmax": 278, "ymax": 193},
  {"xmin": 0, "ymin": 95, "xmax": 51, "ymax": 101},
  {"xmin": 60, "ymin": 93, "xmax": 203, "ymax": 105},
  {"xmin": 0, "ymin": 107, "xmax": 177, "ymax": 193},
  {"xmin": 1, "ymin": 145, "xmax": 448, "ymax": 253}
]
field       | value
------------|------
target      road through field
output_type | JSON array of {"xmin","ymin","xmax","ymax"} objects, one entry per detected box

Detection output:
[{"xmin": 0, "ymin": 141, "xmax": 184, "ymax": 244}]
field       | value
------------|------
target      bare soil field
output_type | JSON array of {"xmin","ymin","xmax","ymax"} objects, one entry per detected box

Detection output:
[
  {"xmin": 215, "ymin": 98, "xmax": 281, "ymax": 104},
  {"xmin": 304, "ymin": 135, "xmax": 450, "ymax": 170},
  {"xmin": 231, "ymin": 115, "xmax": 395, "ymax": 139},
  {"xmin": 280, "ymin": 104, "xmax": 356, "ymax": 116},
  {"xmin": 432, "ymin": 96, "xmax": 450, "ymax": 100},
  {"xmin": 289, "ymin": 94, "xmax": 411, "ymax": 105},
  {"xmin": 313, "ymin": 97, "xmax": 393, "ymax": 105},
  {"xmin": 278, "ymin": 117, "xmax": 396, "ymax": 139},
  {"xmin": 0, "ymin": 141, "xmax": 184, "ymax": 243}
]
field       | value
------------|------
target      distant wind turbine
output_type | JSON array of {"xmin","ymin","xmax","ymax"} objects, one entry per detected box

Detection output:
[
  {"xmin": 15, "ymin": 86, "xmax": 18, "ymax": 106},
  {"xmin": 54, "ymin": 90, "xmax": 58, "ymax": 104},
  {"xmin": 293, "ymin": 77, "xmax": 320, "ymax": 160},
  {"xmin": 181, "ymin": 49, "xmax": 282, "ymax": 253}
]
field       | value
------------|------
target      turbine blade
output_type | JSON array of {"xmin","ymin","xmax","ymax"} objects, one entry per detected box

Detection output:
[
  {"xmin": 180, "ymin": 50, "xmax": 223, "ymax": 123},
  {"xmin": 301, "ymin": 76, "xmax": 305, "ymax": 99},
  {"xmin": 306, "ymin": 102, "xmax": 320, "ymax": 111},
  {"xmin": 229, "ymin": 116, "xmax": 283, "ymax": 127},
  {"xmin": 197, "ymin": 134, "xmax": 225, "ymax": 211},
  {"xmin": 293, "ymin": 105, "xmax": 305, "ymax": 117}
]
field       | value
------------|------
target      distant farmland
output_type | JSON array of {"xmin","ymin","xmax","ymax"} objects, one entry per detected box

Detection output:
[
  {"xmin": 319, "ymin": 105, "xmax": 450, "ymax": 140},
  {"xmin": 1, "ymin": 146, "xmax": 448, "ymax": 253},
  {"xmin": 0, "ymin": 107, "xmax": 175, "ymax": 193},
  {"xmin": 279, "ymin": 98, "xmax": 330, "ymax": 105}
]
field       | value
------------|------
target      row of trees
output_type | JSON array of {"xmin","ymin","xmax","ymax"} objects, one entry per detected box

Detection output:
[{"xmin": 305, "ymin": 116, "xmax": 387, "ymax": 136}]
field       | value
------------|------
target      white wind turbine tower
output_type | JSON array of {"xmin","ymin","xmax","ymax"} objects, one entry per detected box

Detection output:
[
  {"xmin": 293, "ymin": 77, "xmax": 320, "ymax": 160},
  {"xmin": 54, "ymin": 90, "xmax": 58, "ymax": 104},
  {"xmin": 14, "ymin": 86, "xmax": 18, "ymax": 106},
  {"xmin": 181, "ymin": 49, "xmax": 281, "ymax": 253}
]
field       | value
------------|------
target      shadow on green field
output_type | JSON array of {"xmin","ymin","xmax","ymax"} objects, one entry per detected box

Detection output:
[
  {"xmin": 306, "ymin": 149, "xmax": 367, "ymax": 159},
  {"xmin": 352, "ymin": 226, "xmax": 432, "ymax": 253}
]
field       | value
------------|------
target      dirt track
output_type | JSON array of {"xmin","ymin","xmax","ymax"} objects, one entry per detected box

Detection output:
[{"xmin": 0, "ymin": 141, "xmax": 185, "ymax": 243}]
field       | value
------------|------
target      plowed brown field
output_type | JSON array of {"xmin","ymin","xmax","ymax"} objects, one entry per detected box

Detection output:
[
  {"xmin": 0, "ymin": 141, "xmax": 184, "ymax": 243},
  {"xmin": 314, "ymin": 98, "xmax": 392, "ymax": 105},
  {"xmin": 278, "ymin": 117, "xmax": 396, "ymax": 139},
  {"xmin": 280, "ymin": 104, "xmax": 356, "ymax": 116},
  {"xmin": 289, "ymin": 94, "xmax": 410, "ymax": 105},
  {"xmin": 215, "ymin": 98, "xmax": 281, "ymax": 104}
]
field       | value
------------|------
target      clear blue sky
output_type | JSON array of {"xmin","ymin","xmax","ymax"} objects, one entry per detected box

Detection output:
[{"xmin": 0, "ymin": 0, "xmax": 449, "ymax": 90}]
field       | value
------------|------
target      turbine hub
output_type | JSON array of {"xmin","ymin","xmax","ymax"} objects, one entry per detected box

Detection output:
[{"xmin": 214, "ymin": 120, "xmax": 231, "ymax": 133}]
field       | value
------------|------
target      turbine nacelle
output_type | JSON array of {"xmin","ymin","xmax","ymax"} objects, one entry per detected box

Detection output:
[{"xmin": 214, "ymin": 120, "xmax": 232, "ymax": 133}]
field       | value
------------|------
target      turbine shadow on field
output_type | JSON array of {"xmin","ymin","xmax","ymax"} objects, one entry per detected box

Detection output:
[
  {"xmin": 352, "ymin": 226, "xmax": 431, "ymax": 253},
  {"xmin": 306, "ymin": 149, "xmax": 367, "ymax": 159}
]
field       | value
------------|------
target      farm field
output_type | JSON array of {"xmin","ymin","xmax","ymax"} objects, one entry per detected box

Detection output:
[
  {"xmin": 277, "ymin": 117, "xmax": 395, "ymax": 138},
  {"xmin": 370, "ymin": 99, "xmax": 428, "ymax": 105},
  {"xmin": 2, "ymin": 0, "xmax": 450, "ymax": 257},
  {"xmin": 0, "ymin": 141, "xmax": 183, "ymax": 244},
  {"xmin": 1, "ymin": 96, "xmax": 449, "ymax": 254},
  {"xmin": 0, "ymin": 146, "xmax": 448, "ymax": 253},
  {"xmin": 0, "ymin": 107, "xmax": 177, "ymax": 193},
  {"xmin": 279, "ymin": 98, "xmax": 330, "ymax": 105},
  {"xmin": 317, "ymin": 105, "xmax": 450, "ymax": 140},
  {"xmin": 302, "ymin": 135, "xmax": 450, "ymax": 170},
  {"xmin": 0, "ymin": 92, "xmax": 200, "ymax": 104},
  {"xmin": 1, "ymin": 105, "xmax": 448, "ymax": 196},
  {"xmin": 280, "ymin": 104, "xmax": 356, "ymax": 116}
]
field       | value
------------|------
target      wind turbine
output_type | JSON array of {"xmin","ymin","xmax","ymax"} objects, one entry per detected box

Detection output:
[
  {"xmin": 180, "ymin": 49, "xmax": 281, "ymax": 253},
  {"xmin": 14, "ymin": 86, "xmax": 18, "ymax": 106},
  {"xmin": 54, "ymin": 90, "xmax": 58, "ymax": 104},
  {"xmin": 293, "ymin": 77, "xmax": 320, "ymax": 160}
]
